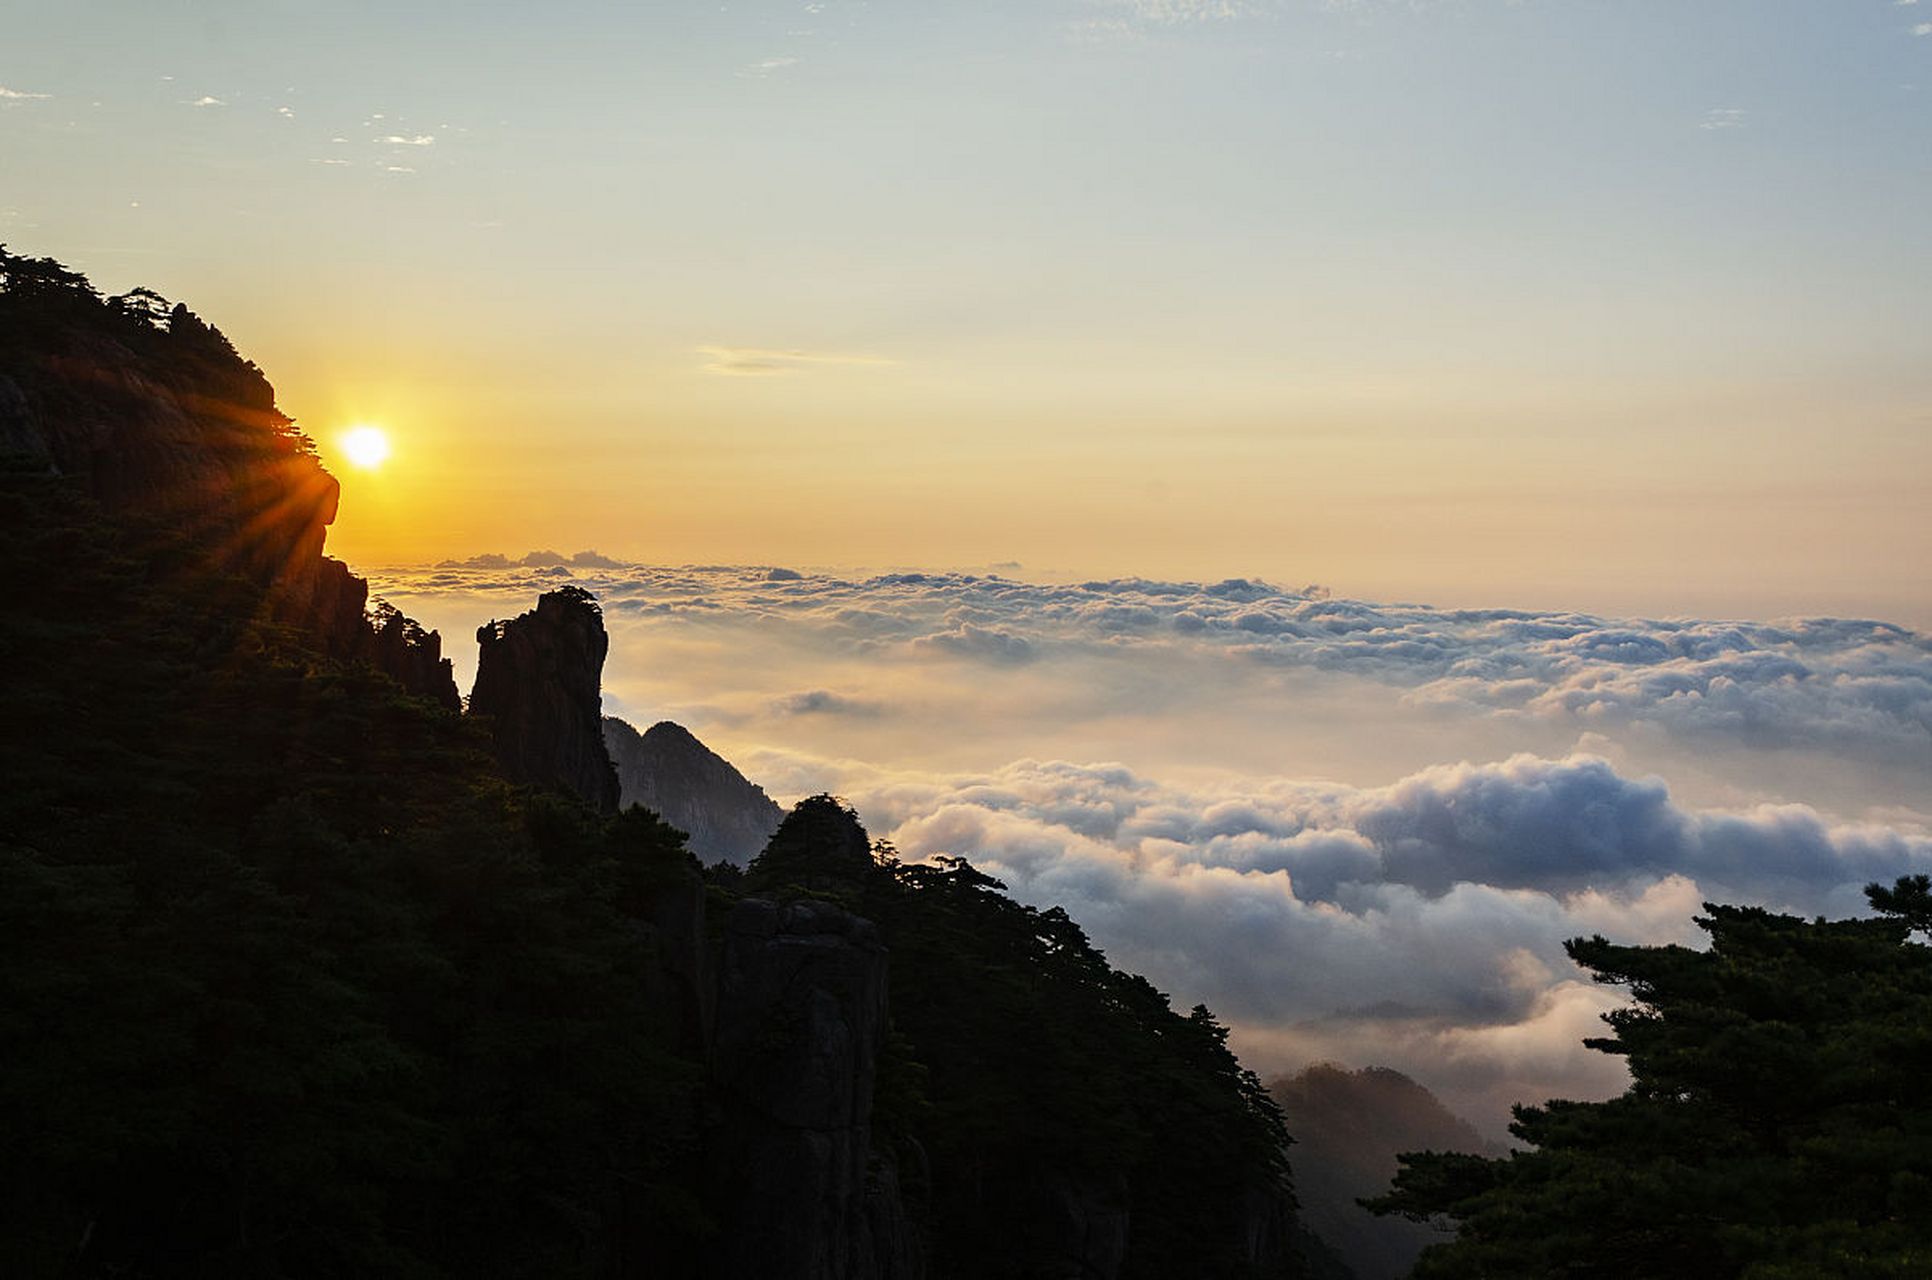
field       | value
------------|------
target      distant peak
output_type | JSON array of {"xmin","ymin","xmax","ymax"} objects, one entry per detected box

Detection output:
[
  {"xmin": 643, "ymin": 719, "xmax": 703, "ymax": 746},
  {"xmin": 602, "ymin": 716, "xmax": 784, "ymax": 864}
]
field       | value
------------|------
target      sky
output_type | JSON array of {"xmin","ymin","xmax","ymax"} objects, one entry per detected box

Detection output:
[
  {"xmin": 5, "ymin": 0, "xmax": 1930, "ymax": 1137},
  {"xmin": 5, "ymin": 0, "xmax": 1930, "ymax": 622}
]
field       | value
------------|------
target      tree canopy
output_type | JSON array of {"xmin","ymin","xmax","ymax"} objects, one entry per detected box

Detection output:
[{"xmin": 1366, "ymin": 877, "xmax": 1932, "ymax": 1279}]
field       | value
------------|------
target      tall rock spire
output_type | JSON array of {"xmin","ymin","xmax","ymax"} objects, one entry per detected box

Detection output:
[{"xmin": 469, "ymin": 585, "xmax": 621, "ymax": 812}]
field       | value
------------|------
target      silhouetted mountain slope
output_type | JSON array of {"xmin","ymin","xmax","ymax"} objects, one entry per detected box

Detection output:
[
  {"xmin": 0, "ymin": 245, "xmax": 459, "ymax": 709},
  {"xmin": 0, "ymin": 250, "xmax": 1322, "ymax": 1278},
  {"xmin": 1, "ymin": 471, "xmax": 716, "ymax": 1276},
  {"xmin": 1270, "ymin": 1066, "xmax": 1499, "ymax": 1280},
  {"xmin": 1, "ymin": 254, "xmax": 711, "ymax": 1275},
  {"xmin": 602, "ymin": 717, "xmax": 783, "ymax": 863}
]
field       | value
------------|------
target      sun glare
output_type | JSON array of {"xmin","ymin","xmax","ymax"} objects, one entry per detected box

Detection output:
[{"xmin": 340, "ymin": 425, "xmax": 391, "ymax": 470}]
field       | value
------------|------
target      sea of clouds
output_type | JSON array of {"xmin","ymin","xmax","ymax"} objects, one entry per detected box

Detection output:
[{"xmin": 372, "ymin": 560, "xmax": 1932, "ymax": 1134}]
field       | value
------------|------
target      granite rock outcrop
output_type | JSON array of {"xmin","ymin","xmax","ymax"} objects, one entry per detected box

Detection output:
[{"xmin": 469, "ymin": 586, "xmax": 622, "ymax": 812}]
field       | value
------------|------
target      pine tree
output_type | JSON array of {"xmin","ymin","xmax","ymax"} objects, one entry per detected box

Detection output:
[{"xmin": 1366, "ymin": 878, "xmax": 1932, "ymax": 1278}]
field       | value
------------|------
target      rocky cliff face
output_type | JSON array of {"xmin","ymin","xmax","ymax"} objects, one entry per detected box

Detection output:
[
  {"xmin": 639, "ymin": 862, "xmax": 713, "ymax": 1055},
  {"xmin": 279, "ymin": 561, "xmax": 460, "ymax": 711},
  {"xmin": 469, "ymin": 586, "xmax": 622, "ymax": 812},
  {"xmin": 602, "ymin": 718, "xmax": 784, "ymax": 864},
  {"xmin": 710, "ymin": 897, "xmax": 917, "ymax": 1280},
  {"xmin": 0, "ymin": 271, "xmax": 458, "ymax": 709}
]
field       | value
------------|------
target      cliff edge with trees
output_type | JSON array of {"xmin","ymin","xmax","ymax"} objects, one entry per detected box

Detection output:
[{"xmin": 0, "ymin": 248, "xmax": 1324, "ymax": 1278}]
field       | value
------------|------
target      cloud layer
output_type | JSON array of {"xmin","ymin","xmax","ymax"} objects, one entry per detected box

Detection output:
[
  {"xmin": 381, "ymin": 563, "xmax": 1932, "ymax": 762},
  {"xmin": 370, "ymin": 562, "xmax": 1932, "ymax": 1132}
]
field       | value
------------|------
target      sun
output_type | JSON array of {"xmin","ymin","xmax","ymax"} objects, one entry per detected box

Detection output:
[{"xmin": 340, "ymin": 425, "xmax": 391, "ymax": 470}]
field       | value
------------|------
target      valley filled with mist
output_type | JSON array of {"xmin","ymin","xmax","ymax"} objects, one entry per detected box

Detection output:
[{"xmin": 375, "ymin": 556, "xmax": 1932, "ymax": 1136}]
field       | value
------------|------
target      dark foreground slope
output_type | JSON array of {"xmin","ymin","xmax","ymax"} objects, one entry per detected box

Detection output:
[
  {"xmin": 732, "ymin": 796, "xmax": 1320, "ymax": 1280},
  {"xmin": 0, "ymin": 407, "xmax": 708, "ymax": 1276},
  {"xmin": 0, "ymin": 250, "xmax": 1322, "ymax": 1278}
]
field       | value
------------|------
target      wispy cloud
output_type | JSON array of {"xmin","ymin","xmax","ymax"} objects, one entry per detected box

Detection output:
[
  {"xmin": 1067, "ymin": 0, "xmax": 1259, "ymax": 45},
  {"xmin": 1699, "ymin": 107, "xmax": 1747, "ymax": 130},
  {"xmin": 1121, "ymin": 0, "xmax": 1253, "ymax": 20},
  {"xmin": 0, "ymin": 85, "xmax": 50, "ymax": 102},
  {"xmin": 772, "ymin": 688, "xmax": 886, "ymax": 717},
  {"xmin": 697, "ymin": 345, "xmax": 895, "ymax": 375},
  {"xmin": 1066, "ymin": 18, "xmax": 1148, "ymax": 44},
  {"xmin": 739, "ymin": 55, "xmax": 801, "ymax": 78},
  {"xmin": 186, "ymin": 95, "xmax": 226, "ymax": 108},
  {"xmin": 380, "ymin": 133, "xmax": 435, "ymax": 146},
  {"xmin": 1916, "ymin": 21, "xmax": 1932, "ymax": 35}
]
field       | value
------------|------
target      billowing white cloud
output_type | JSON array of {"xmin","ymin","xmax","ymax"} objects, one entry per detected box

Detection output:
[
  {"xmin": 746, "ymin": 749, "xmax": 1930, "ymax": 1130},
  {"xmin": 908, "ymin": 621, "xmax": 1036, "ymax": 663}
]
